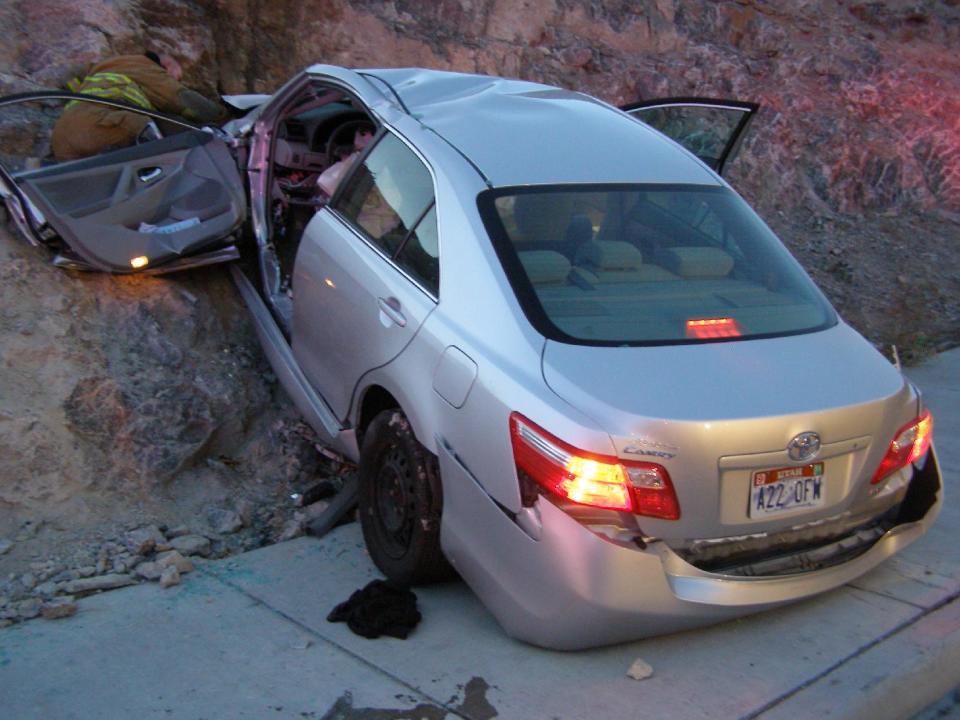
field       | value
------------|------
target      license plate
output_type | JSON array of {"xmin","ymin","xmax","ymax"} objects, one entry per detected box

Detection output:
[{"xmin": 749, "ymin": 463, "xmax": 825, "ymax": 518}]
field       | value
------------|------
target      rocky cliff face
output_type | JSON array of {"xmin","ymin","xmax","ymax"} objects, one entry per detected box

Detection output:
[{"xmin": 0, "ymin": 1, "xmax": 957, "ymax": 578}]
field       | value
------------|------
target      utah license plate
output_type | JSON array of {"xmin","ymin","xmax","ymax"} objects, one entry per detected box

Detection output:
[{"xmin": 750, "ymin": 463, "xmax": 825, "ymax": 518}]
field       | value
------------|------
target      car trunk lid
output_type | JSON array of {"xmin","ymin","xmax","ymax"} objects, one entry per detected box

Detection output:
[{"xmin": 541, "ymin": 322, "xmax": 915, "ymax": 541}]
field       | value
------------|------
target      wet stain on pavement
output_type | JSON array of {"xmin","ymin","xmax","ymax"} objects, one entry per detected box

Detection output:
[
  {"xmin": 318, "ymin": 676, "xmax": 497, "ymax": 719},
  {"xmin": 452, "ymin": 678, "xmax": 497, "ymax": 720}
]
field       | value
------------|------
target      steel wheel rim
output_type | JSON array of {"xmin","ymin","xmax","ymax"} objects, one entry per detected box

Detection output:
[{"xmin": 373, "ymin": 444, "xmax": 415, "ymax": 559}]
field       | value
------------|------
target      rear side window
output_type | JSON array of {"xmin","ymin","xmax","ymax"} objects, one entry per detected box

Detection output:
[
  {"xmin": 334, "ymin": 132, "xmax": 439, "ymax": 295},
  {"xmin": 478, "ymin": 184, "xmax": 835, "ymax": 345}
]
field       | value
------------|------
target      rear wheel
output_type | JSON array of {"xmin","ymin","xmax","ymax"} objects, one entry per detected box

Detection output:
[{"xmin": 358, "ymin": 409, "xmax": 452, "ymax": 585}]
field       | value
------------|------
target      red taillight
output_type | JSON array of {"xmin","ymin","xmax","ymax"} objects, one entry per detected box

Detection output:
[
  {"xmin": 509, "ymin": 413, "xmax": 680, "ymax": 519},
  {"xmin": 685, "ymin": 317, "xmax": 741, "ymax": 339},
  {"xmin": 871, "ymin": 410, "xmax": 934, "ymax": 485}
]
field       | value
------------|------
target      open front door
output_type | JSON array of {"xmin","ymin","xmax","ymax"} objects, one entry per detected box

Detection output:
[
  {"xmin": 621, "ymin": 98, "xmax": 758, "ymax": 176},
  {"xmin": 0, "ymin": 92, "xmax": 245, "ymax": 273}
]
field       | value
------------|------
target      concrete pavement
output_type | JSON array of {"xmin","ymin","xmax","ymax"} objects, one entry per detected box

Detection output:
[{"xmin": 1, "ymin": 348, "xmax": 958, "ymax": 720}]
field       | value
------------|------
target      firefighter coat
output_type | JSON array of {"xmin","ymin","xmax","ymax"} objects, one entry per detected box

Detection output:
[{"xmin": 51, "ymin": 55, "xmax": 226, "ymax": 161}]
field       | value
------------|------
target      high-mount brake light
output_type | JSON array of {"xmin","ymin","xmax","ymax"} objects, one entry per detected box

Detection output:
[
  {"xmin": 685, "ymin": 317, "xmax": 741, "ymax": 339},
  {"xmin": 509, "ymin": 413, "xmax": 680, "ymax": 519},
  {"xmin": 871, "ymin": 409, "xmax": 934, "ymax": 485}
]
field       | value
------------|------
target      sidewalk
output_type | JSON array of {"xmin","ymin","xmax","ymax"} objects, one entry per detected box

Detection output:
[{"xmin": 1, "ymin": 349, "xmax": 957, "ymax": 720}]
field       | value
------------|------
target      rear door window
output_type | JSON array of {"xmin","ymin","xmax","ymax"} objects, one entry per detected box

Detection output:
[{"xmin": 333, "ymin": 132, "xmax": 439, "ymax": 295}]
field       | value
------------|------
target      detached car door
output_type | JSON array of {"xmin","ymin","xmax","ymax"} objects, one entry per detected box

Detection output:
[
  {"xmin": 622, "ymin": 98, "xmax": 758, "ymax": 176},
  {"xmin": 292, "ymin": 129, "xmax": 439, "ymax": 421},
  {"xmin": 0, "ymin": 92, "xmax": 245, "ymax": 273}
]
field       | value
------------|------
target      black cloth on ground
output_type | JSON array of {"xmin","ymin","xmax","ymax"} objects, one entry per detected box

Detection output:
[{"xmin": 326, "ymin": 579, "xmax": 421, "ymax": 639}]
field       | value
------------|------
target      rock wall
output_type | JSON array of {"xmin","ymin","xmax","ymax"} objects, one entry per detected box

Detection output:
[{"xmin": 4, "ymin": 0, "xmax": 959, "ymax": 221}]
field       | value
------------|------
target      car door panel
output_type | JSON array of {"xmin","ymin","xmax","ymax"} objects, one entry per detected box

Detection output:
[
  {"xmin": 0, "ymin": 92, "xmax": 245, "ymax": 272},
  {"xmin": 15, "ymin": 131, "xmax": 245, "ymax": 272},
  {"xmin": 621, "ymin": 98, "xmax": 758, "ymax": 175},
  {"xmin": 292, "ymin": 209, "xmax": 435, "ymax": 422}
]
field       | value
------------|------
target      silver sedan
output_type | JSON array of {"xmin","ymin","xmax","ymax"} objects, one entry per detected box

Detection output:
[{"xmin": 0, "ymin": 66, "xmax": 942, "ymax": 649}]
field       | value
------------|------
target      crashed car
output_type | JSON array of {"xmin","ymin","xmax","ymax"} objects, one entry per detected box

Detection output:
[{"xmin": 0, "ymin": 67, "xmax": 942, "ymax": 649}]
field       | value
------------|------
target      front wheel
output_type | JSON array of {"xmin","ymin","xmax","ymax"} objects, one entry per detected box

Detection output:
[{"xmin": 358, "ymin": 410, "xmax": 452, "ymax": 585}]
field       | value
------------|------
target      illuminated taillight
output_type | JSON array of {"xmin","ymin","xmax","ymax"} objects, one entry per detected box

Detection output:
[
  {"xmin": 871, "ymin": 410, "xmax": 934, "ymax": 485},
  {"xmin": 686, "ymin": 317, "xmax": 741, "ymax": 339},
  {"xmin": 509, "ymin": 413, "xmax": 680, "ymax": 519}
]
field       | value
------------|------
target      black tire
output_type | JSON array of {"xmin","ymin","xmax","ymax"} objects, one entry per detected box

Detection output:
[{"xmin": 358, "ymin": 409, "xmax": 452, "ymax": 585}]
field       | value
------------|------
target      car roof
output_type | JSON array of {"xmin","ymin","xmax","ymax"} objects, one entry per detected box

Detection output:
[{"xmin": 353, "ymin": 67, "xmax": 721, "ymax": 188}]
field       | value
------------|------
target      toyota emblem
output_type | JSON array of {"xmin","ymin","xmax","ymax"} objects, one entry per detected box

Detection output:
[{"xmin": 788, "ymin": 432, "xmax": 821, "ymax": 462}]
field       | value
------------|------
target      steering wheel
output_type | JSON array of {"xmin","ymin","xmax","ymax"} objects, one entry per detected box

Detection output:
[{"xmin": 325, "ymin": 120, "xmax": 373, "ymax": 163}]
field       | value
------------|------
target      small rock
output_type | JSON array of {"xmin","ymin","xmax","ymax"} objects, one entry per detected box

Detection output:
[
  {"xmin": 77, "ymin": 565, "xmax": 97, "ymax": 578},
  {"xmin": 234, "ymin": 499, "xmax": 256, "ymax": 527},
  {"xmin": 159, "ymin": 566, "xmax": 180, "ymax": 588},
  {"xmin": 20, "ymin": 573, "xmax": 36, "ymax": 589},
  {"xmin": 627, "ymin": 658, "xmax": 654, "ymax": 681},
  {"xmin": 166, "ymin": 525, "xmax": 190, "ymax": 539},
  {"xmin": 16, "ymin": 597, "xmax": 42, "ymax": 620},
  {"xmin": 62, "ymin": 573, "xmax": 136, "ymax": 595},
  {"xmin": 277, "ymin": 518, "xmax": 304, "ymax": 543},
  {"xmin": 40, "ymin": 600, "xmax": 77, "ymax": 620},
  {"xmin": 169, "ymin": 535, "xmax": 211, "ymax": 557},
  {"xmin": 95, "ymin": 554, "xmax": 109, "ymax": 575},
  {"xmin": 208, "ymin": 508, "xmax": 244, "ymax": 535},
  {"xmin": 303, "ymin": 501, "xmax": 331, "ymax": 521},
  {"xmin": 0, "ymin": 539, "xmax": 13, "ymax": 555},
  {"xmin": 134, "ymin": 561, "xmax": 162, "ymax": 581},
  {"xmin": 125, "ymin": 526, "xmax": 167, "ymax": 555},
  {"xmin": 32, "ymin": 580, "xmax": 59, "ymax": 598},
  {"xmin": 156, "ymin": 550, "xmax": 194, "ymax": 574}
]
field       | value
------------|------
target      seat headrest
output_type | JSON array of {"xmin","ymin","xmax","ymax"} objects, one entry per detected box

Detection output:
[
  {"xmin": 577, "ymin": 241, "xmax": 644, "ymax": 270},
  {"xmin": 660, "ymin": 246, "xmax": 734, "ymax": 278},
  {"xmin": 518, "ymin": 250, "xmax": 571, "ymax": 285}
]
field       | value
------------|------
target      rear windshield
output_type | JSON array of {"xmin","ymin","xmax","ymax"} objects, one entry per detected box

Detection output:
[{"xmin": 478, "ymin": 185, "xmax": 835, "ymax": 345}]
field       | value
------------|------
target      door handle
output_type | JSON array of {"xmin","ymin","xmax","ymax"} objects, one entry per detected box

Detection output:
[
  {"xmin": 137, "ymin": 167, "xmax": 163, "ymax": 183},
  {"xmin": 377, "ymin": 296, "xmax": 407, "ymax": 327}
]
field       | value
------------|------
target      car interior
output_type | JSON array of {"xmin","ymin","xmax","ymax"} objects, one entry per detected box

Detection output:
[
  {"xmin": 266, "ymin": 86, "xmax": 377, "ymax": 295},
  {"xmin": 495, "ymin": 189, "xmax": 824, "ymax": 343}
]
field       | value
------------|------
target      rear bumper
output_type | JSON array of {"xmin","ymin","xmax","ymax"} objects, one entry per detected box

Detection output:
[{"xmin": 438, "ymin": 442, "xmax": 942, "ymax": 650}]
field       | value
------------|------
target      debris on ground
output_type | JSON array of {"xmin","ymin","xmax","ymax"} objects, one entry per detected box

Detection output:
[
  {"xmin": 327, "ymin": 579, "xmax": 422, "ymax": 640},
  {"xmin": 207, "ymin": 507, "xmax": 244, "ymax": 535},
  {"xmin": 627, "ymin": 658, "xmax": 654, "ymax": 681},
  {"xmin": 169, "ymin": 535, "xmax": 212, "ymax": 558},
  {"xmin": 159, "ymin": 565, "xmax": 181, "ymax": 588},
  {"xmin": 63, "ymin": 573, "xmax": 137, "ymax": 596},
  {"xmin": 157, "ymin": 550, "xmax": 194, "ymax": 574},
  {"xmin": 40, "ymin": 599, "xmax": 77, "ymax": 620},
  {"xmin": 306, "ymin": 476, "xmax": 359, "ymax": 539},
  {"xmin": 125, "ymin": 526, "xmax": 167, "ymax": 555},
  {"xmin": 290, "ymin": 478, "xmax": 339, "ymax": 506}
]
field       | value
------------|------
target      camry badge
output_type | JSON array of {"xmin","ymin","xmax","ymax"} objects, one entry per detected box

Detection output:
[{"xmin": 788, "ymin": 432, "xmax": 821, "ymax": 462}]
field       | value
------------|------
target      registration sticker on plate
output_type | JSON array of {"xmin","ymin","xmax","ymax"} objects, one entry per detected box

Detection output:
[{"xmin": 750, "ymin": 463, "xmax": 825, "ymax": 518}]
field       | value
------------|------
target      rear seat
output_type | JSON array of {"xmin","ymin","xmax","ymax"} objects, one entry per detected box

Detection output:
[
  {"xmin": 658, "ymin": 246, "xmax": 734, "ymax": 279},
  {"xmin": 518, "ymin": 250, "xmax": 572, "ymax": 285},
  {"xmin": 573, "ymin": 240, "xmax": 677, "ymax": 283},
  {"xmin": 517, "ymin": 250, "xmax": 607, "ymax": 319}
]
